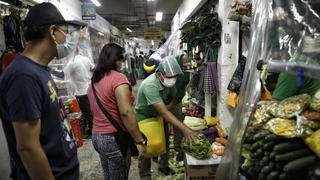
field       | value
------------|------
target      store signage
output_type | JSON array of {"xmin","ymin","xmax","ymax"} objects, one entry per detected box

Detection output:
[
  {"xmin": 81, "ymin": 2, "xmax": 96, "ymax": 20},
  {"xmin": 144, "ymin": 27, "xmax": 162, "ymax": 40}
]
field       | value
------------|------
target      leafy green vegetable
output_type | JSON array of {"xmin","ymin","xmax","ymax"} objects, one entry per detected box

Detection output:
[{"xmin": 181, "ymin": 134, "xmax": 212, "ymax": 160}]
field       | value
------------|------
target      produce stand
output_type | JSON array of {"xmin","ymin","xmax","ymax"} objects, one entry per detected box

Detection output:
[
  {"xmin": 216, "ymin": 0, "xmax": 320, "ymax": 179},
  {"xmin": 184, "ymin": 153, "xmax": 221, "ymax": 180}
]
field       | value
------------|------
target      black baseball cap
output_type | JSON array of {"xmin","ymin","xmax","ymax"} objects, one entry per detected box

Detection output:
[{"xmin": 24, "ymin": 2, "xmax": 86, "ymax": 28}]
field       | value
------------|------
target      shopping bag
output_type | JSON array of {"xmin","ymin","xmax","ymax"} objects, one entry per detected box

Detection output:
[
  {"xmin": 227, "ymin": 91, "xmax": 238, "ymax": 108},
  {"xmin": 261, "ymin": 84, "xmax": 272, "ymax": 100},
  {"xmin": 138, "ymin": 117, "xmax": 166, "ymax": 157}
]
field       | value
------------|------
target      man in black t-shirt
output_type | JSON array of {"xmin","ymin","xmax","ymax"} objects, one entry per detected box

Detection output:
[{"xmin": 0, "ymin": 3, "xmax": 85, "ymax": 180}]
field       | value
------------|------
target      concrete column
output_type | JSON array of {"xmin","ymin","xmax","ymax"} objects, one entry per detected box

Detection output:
[{"xmin": 216, "ymin": 0, "xmax": 239, "ymax": 128}]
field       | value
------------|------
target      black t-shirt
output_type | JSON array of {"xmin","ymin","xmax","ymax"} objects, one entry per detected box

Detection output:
[{"xmin": 0, "ymin": 56, "xmax": 79, "ymax": 180}]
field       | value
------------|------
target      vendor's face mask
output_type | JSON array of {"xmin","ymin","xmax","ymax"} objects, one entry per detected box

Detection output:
[
  {"xmin": 54, "ymin": 25, "xmax": 79, "ymax": 59},
  {"xmin": 160, "ymin": 74, "xmax": 177, "ymax": 87}
]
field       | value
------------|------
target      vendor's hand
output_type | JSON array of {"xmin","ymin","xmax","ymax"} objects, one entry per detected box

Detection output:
[
  {"xmin": 183, "ymin": 128, "xmax": 197, "ymax": 143},
  {"xmin": 136, "ymin": 144, "xmax": 147, "ymax": 158}
]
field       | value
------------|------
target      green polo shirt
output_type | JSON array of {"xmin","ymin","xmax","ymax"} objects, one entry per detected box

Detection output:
[
  {"xmin": 272, "ymin": 73, "xmax": 320, "ymax": 100},
  {"xmin": 135, "ymin": 74, "xmax": 176, "ymax": 121},
  {"xmin": 175, "ymin": 72, "xmax": 190, "ymax": 103}
]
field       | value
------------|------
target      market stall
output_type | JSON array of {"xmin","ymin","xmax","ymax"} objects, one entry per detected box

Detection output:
[
  {"xmin": 155, "ymin": 0, "xmax": 238, "ymax": 179},
  {"xmin": 217, "ymin": 0, "xmax": 320, "ymax": 179}
]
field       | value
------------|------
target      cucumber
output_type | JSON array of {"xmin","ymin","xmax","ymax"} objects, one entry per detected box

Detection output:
[
  {"xmin": 283, "ymin": 155, "xmax": 317, "ymax": 172},
  {"xmin": 251, "ymin": 141, "xmax": 262, "ymax": 152},
  {"xmin": 273, "ymin": 142, "xmax": 305, "ymax": 153},
  {"xmin": 269, "ymin": 152, "xmax": 276, "ymax": 160},
  {"xmin": 264, "ymin": 151, "xmax": 271, "ymax": 157},
  {"xmin": 251, "ymin": 140, "xmax": 264, "ymax": 152},
  {"xmin": 251, "ymin": 152, "xmax": 258, "ymax": 159},
  {"xmin": 263, "ymin": 142, "xmax": 275, "ymax": 151},
  {"xmin": 261, "ymin": 164, "xmax": 274, "ymax": 174},
  {"xmin": 258, "ymin": 172, "xmax": 267, "ymax": 180},
  {"xmin": 279, "ymin": 173, "xmax": 286, "ymax": 180},
  {"xmin": 275, "ymin": 163, "xmax": 283, "ymax": 171},
  {"xmin": 265, "ymin": 134, "xmax": 283, "ymax": 142},
  {"xmin": 245, "ymin": 136, "xmax": 255, "ymax": 143},
  {"xmin": 256, "ymin": 148, "xmax": 264, "ymax": 158},
  {"xmin": 260, "ymin": 156, "xmax": 269, "ymax": 166},
  {"xmin": 267, "ymin": 171, "xmax": 280, "ymax": 180},
  {"xmin": 275, "ymin": 149, "xmax": 311, "ymax": 162},
  {"xmin": 253, "ymin": 131, "xmax": 270, "ymax": 141}
]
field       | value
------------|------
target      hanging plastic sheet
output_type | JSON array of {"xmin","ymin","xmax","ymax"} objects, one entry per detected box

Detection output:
[
  {"xmin": 62, "ymin": 27, "xmax": 95, "ymax": 96},
  {"xmin": 216, "ymin": 0, "xmax": 320, "ymax": 179},
  {"xmin": 151, "ymin": 29, "xmax": 182, "ymax": 61}
]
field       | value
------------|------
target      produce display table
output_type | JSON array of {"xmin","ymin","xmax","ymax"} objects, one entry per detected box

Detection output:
[{"xmin": 184, "ymin": 153, "xmax": 221, "ymax": 180}]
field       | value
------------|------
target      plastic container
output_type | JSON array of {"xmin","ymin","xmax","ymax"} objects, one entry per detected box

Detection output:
[
  {"xmin": 138, "ymin": 117, "xmax": 166, "ymax": 157},
  {"xmin": 68, "ymin": 98, "xmax": 81, "ymax": 113},
  {"xmin": 69, "ymin": 117, "xmax": 83, "ymax": 148}
]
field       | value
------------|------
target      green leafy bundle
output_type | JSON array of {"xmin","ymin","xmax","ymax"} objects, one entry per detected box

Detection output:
[
  {"xmin": 181, "ymin": 134, "xmax": 212, "ymax": 160},
  {"xmin": 180, "ymin": 12, "xmax": 222, "ymax": 49}
]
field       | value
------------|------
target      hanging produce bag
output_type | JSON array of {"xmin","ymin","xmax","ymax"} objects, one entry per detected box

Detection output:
[
  {"xmin": 264, "ymin": 118, "xmax": 300, "ymax": 138},
  {"xmin": 304, "ymin": 129, "xmax": 320, "ymax": 158},
  {"xmin": 227, "ymin": 91, "xmax": 239, "ymax": 108},
  {"xmin": 253, "ymin": 101, "xmax": 277, "ymax": 127},
  {"xmin": 260, "ymin": 84, "xmax": 272, "ymax": 100},
  {"xmin": 227, "ymin": 55, "xmax": 247, "ymax": 93},
  {"xmin": 310, "ymin": 89, "xmax": 320, "ymax": 112},
  {"xmin": 271, "ymin": 94, "xmax": 311, "ymax": 119},
  {"xmin": 138, "ymin": 117, "xmax": 166, "ymax": 157}
]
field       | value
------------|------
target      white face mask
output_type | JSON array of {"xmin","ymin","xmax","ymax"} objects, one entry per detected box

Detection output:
[
  {"xmin": 162, "ymin": 77, "xmax": 177, "ymax": 87},
  {"xmin": 55, "ymin": 26, "xmax": 79, "ymax": 59}
]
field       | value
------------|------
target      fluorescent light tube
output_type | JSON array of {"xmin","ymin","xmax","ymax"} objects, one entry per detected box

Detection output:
[
  {"xmin": 156, "ymin": 11, "xmax": 163, "ymax": 21},
  {"xmin": 126, "ymin": 27, "xmax": 133, "ymax": 33},
  {"xmin": 91, "ymin": 0, "xmax": 101, "ymax": 7},
  {"xmin": 33, "ymin": 0, "xmax": 45, "ymax": 3},
  {"xmin": 0, "ymin": 1, "xmax": 9, "ymax": 5}
]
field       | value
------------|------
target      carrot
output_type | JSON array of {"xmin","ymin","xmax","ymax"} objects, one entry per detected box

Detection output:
[
  {"xmin": 215, "ymin": 137, "xmax": 228, "ymax": 145},
  {"xmin": 216, "ymin": 124, "xmax": 225, "ymax": 138}
]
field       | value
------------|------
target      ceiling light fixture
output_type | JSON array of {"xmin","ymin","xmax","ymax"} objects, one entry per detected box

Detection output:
[
  {"xmin": 0, "ymin": 1, "xmax": 9, "ymax": 5},
  {"xmin": 98, "ymin": 32, "xmax": 104, "ymax": 36},
  {"xmin": 91, "ymin": 0, "xmax": 101, "ymax": 7},
  {"xmin": 126, "ymin": 27, "xmax": 133, "ymax": 33},
  {"xmin": 33, "ymin": 0, "xmax": 45, "ymax": 3},
  {"xmin": 147, "ymin": 0, "xmax": 155, "ymax": 2},
  {"xmin": 156, "ymin": 12, "xmax": 163, "ymax": 21},
  {"xmin": 151, "ymin": 40, "xmax": 154, "ymax": 46}
]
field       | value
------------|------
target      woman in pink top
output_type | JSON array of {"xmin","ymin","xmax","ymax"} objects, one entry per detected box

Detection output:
[{"xmin": 87, "ymin": 43, "xmax": 146, "ymax": 180}]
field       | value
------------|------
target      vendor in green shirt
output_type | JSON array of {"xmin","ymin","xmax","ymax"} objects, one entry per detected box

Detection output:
[
  {"xmin": 272, "ymin": 73, "xmax": 320, "ymax": 100},
  {"xmin": 135, "ymin": 55, "xmax": 196, "ymax": 179}
]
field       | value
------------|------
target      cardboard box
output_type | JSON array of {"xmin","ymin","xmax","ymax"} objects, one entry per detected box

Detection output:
[{"xmin": 184, "ymin": 154, "xmax": 219, "ymax": 180}]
